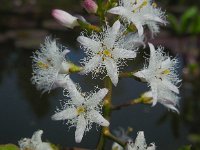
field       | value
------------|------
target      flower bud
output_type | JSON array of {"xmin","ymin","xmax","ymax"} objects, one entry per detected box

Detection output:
[
  {"xmin": 52, "ymin": 9, "xmax": 79, "ymax": 29},
  {"xmin": 82, "ymin": 0, "xmax": 98, "ymax": 14}
]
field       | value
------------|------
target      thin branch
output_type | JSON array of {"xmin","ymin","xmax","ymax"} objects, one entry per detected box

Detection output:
[{"xmin": 119, "ymin": 72, "xmax": 144, "ymax": 82}]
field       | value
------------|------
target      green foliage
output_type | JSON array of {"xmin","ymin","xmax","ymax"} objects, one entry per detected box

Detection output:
[
  {"xmin": 178, "ymin": 145, "xmax": 192, "ymax": 150},
  {"xmin": 0, "ymin": 144, "xmax": 19, "ymax": 150},
  {"xmin": 168, "ymin": 6, "xmax": 200, "ymax": 35}
]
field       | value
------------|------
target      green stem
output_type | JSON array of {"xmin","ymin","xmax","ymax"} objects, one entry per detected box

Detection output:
[{"xmin": 119, "ymin": 72, "xmax": 143, "ymax": 82}]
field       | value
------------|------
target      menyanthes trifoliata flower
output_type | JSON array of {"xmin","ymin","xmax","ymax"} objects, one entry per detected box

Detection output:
[
  {"xmin": 126, "ymin": 131, "xmax": 156, "ymax": 150},
  {"xmin": 51, "ymin": 76, "xmax": 109, "ymax": 143},
  {"xmin": 77, "ymin": 20, "xmax": 144, "ymax": 86},
  {"xmin": 108, "ymin": 0, "xmax": 166, "ymax": 36},
  {"xmin": 32, "ymin": 37, "xmax": 72, "ymax": 93},
  {"xmin": 134, "ymin": 43, "xmax": 181, "ymax": 110},
  {"xmin": 18, "ymin": 130, "xmax": 53, "ymax": 150}
]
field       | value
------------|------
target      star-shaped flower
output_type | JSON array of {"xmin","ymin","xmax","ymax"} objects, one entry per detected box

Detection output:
[
  {"xmin": 32, "ymin": 37, "xmax": 72, "ymax": 93},
  {"xmin": 52, "ymin": 76, "xmax": 109, "ymax": 143},
  {"xmin": 18, "ymin": 130, "xmax": 53, "ymax": 150},
  {"xmin": 77, "ymin": 20, "xmax": 143, "ymax": 86},
  {"xmin": 134, "ymin": 43, "xmax": 181, "ymax": 108},
  {"xmin": 126, "ymin": 131, "xmax": 155, "ymax": 150},
  {"xmin": 108, "ymin": 0, "xmax": 166, "ymax": 36}
]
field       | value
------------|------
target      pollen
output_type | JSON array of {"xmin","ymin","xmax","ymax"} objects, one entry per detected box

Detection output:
[
  {"xmin": 152, "ymin": 2, "xmax": 157, "ymax": 8},
  {"xmin": 76, "ymin": 106, "xmax": 85, "ymax": 115},
  {"xmin": 161, "ymin": 69, "xmax": 171, "ymax": 75},
  {"xmin": 37, "ymin": 61, "xmax": 49, "ymax": 69},
  {"xmin": 103, "ymin": 49, "xmax": 112, "ymax": 57}
]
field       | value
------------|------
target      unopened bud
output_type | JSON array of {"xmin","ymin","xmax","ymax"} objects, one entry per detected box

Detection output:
[
  {"xmin": 82, "ymin": 0, "xmax": 98, "ymax": 14},
  {"xmin": 52, "ymin": 9, "xmax": 79, "ymax": 29}
]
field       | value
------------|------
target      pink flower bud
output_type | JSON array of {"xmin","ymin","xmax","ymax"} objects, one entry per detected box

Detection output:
[
  {"xmin": 52, "ymin": 9, "xmax": 79, "ymax": 29},
  {"xmin": 82, "ymin": 0, "xmax": 98, "ymax": 14}
]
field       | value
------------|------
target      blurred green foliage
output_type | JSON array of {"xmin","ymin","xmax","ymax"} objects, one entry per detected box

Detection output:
[
  {"xmin": 0, "ymin": 144, "xmax": 19, "ymax": 150},
  {"xmin": 168, "ymin": 6, "xmax": 200, "ymax": 35}
]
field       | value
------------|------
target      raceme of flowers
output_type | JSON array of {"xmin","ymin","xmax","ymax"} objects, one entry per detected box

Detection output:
[
  {"xmin": 29, "ymin": 0, "xmax": 182, "ymax": 148},
  {"xmin": 18, "ymin": 130, "xmax": 53, "ymax": 150}
]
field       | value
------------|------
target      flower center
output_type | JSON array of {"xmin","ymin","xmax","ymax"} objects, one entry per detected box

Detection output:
[
  {"xmin": 37, "ymin": 61, "xmax": 49, "ymax": 69},
  {"xmin": 161, "ymin": 69, "xmax": 171, "ymax": 75},
  {"xmin": 98, "ymin": 49, "xmax": 113, "ymax": 61},
  {"xmin": 76, "ymin": 106, "xmax": 85, "ymax": 115},
  {"xmin": 152, "ymin": 2, "xmax": 157, "ymax": 8}
]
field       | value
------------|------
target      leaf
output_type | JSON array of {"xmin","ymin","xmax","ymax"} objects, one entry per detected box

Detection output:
[
  {"xmin": 180, "ymin": 7, "xmax": 198, "ymax": 33},
  {"xmin": 167, "ymin": 14, "xmax": 180, "ymax": 34},
  {"xmin": 178, "ymin": 145, "xmax": 192, "ymax": 150},
  {"xmin": 0, "ymin": 144, "xmax": 19, "ymax": 150}
]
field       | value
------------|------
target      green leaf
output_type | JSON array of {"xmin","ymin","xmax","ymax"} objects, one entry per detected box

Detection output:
[
  {"xmin": 168, "ymin": 13, "xmax": 180, "ymax": 34},
  {"xmin": 180, "ymin": 7, "xmax": 198, "ymax": 33},
  {"xmin": 0, "ymin": 144, "xmax": 19, "ymax": 150},
  {"xmin": 178, "ymin": 145, "xmax": 192, "ymax": 150}
]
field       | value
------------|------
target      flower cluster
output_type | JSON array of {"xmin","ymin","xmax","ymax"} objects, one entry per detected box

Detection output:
[{"xmin": 29, "ymin": 0, "xmax": 182, "ymax": 148}]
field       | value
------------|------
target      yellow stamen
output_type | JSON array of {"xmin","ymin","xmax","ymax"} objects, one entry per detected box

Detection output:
[
  {"xmin": 152, "ymin": 2, "xmax": 157, "ymax": 8},
  {"xmin": 161, "ymin": 69, "xmax": 171, "ymax": 75},
  {"xmin": 133, "ymin": 0, "xmax": 148, "ymax": 13},
  {"xmin": 103, "ymin": 49, "xmax": 112, "ymax": 57},
  {"xmin": 37, "ymin": 61, "xmax": 49, "ymax": 69},
  {"xmin": 76, "ymin": 106, "xmax": 85, "ymax": 115}
]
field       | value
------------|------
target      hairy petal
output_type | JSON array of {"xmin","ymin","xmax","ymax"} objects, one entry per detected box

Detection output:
[
  {"xmin": 86, "ymin": 88, "xmax": 108, "ymax": 107},
  {"xmin": 104, "ymin": 20, "xmax": 120, "ymax": 49},
  {"xmin": 82, "ymin": 55, "xmax": 102, "ymax": 74},
  {"xmin": 31, "ymin": 130, "xmax": 43, "ymax": 143},
  {"xmin": 88, "ymin": 110, "xmax": 110, "ymax": 126},
  {"xmin": 51, "ymin": 107, "xmax": 77, "ymax": 120},
  {"xmin": 75, "ymin": 115, "xmax": 86, "ymax": 143},
  {"xmin": 162, "ymin": 79, "xmax": 179, "ymax": 94},
  {"xmin": 104, "ymin": 58, "xmax": 118, "ymax": 86},
  {"xmin": 112, "ymin": 48, "xmax": 136, "ymax": 59},
  {"xmin": 77, "ymin": 36, "xmax": 101, "ymax": 53},
  {"xmin": 65, "ymin": 76, "xmax": 85, "ymax": 105}
]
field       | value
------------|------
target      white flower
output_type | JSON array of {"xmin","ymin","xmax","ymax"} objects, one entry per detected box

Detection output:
[
  {"xmin": 126, "ymin": 131, "xmax": 156, "ymax": 150},
  {"xmin": 52, "ymin": 9, "xmax": 79, "ymax": 29},
  {"xmin": 51, "ymin": 76, "xmax": 109, "ymax": 143},
  {"xmin": 77, "ymin": 20, "xmax": 144, "ymax": 86},
  {"xmin": 18, "ymin": 130, "xmax": 53, "ymax": 150},
  {"xmin": 108, "ymin": 0, "xmax": 166, "ymax": 36},
  {"xmin": 32, "ymin": 37, "xmax": 72, "ymax": 93},
  {"xmin": 134, "ymin": 43, "xmax": 181, "ymax": 109}
]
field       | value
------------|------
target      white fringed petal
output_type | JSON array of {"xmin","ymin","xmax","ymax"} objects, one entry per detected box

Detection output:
[
  {"xmin": 86, "ymin": 88, "xmax": 108, "ymax": 107},
  {"xmin": 104, "ymin": 20, "xmax": 121, "ymax": 49},
  {"xmin": 162, "ymin": 79, "xmax": 179, "ymax": 94},
  {"xmin": 112, "ymin": 48, "xmax": 137, "ymax": 59},
  {"xmin": 104, "ymin": 58, "xmax": 118, "ymax": 86},
  {"xmin": 65, "ymin": 76, "xmax": 85, "ymax": 105},
  {"xmin": 51, "ymin": 107, "xmax": 77, "ymax": 120},
  {"xmin": 75, "ymin": 115, "xmax": 86, "ymax": 143},
  {"xmin": 31, "ymin": 130, "xmax": 43, "ymax": 143},
  {"xmin": 82, "ymin": 55, "xmax": 102, "ymax": 74},
  {"xmin": 88, "ymin": 110, "xmax": 110, "ymax": 126},
  {"xmin": 77, "ymin": 36, "xmax": 101, "ymax": 53}
]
